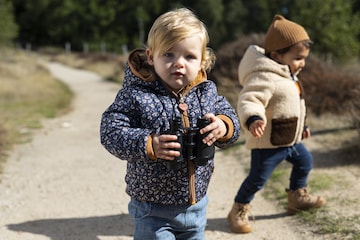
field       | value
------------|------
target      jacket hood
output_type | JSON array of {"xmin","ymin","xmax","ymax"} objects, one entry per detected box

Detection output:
[
  {"xmin": 238, "ymin": 45, "xmax": 291, "ymax": 87},
  {"xmin": 128, "ymin": 48, "xmax": 156, "ymax": 82},
  {"xmin": 120, "ymin": 48, "xmax": 164, "ymax": 93}
]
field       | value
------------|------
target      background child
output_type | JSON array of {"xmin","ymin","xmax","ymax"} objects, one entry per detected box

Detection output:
[
  {"xmin": 228, "ymin": 15, "xmax": 325, "ymax": 234},
  {"xmin": 100, "ymin": 8, "xmax": 240, "ymax": 239}
]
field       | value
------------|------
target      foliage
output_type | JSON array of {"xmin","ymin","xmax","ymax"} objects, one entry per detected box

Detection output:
[
  {"xmin": 11, "ymin": 0, "xmax": 170, "ymax": 52},
  {"xmin": 9, "ymin": 0, "xmax": 360, "ymax": 62},
  {"xmin": 291, "ymin": 0, "xmax": 360, "ymax": 62},
  {"xmin": 0, "ymin": 0, "xmax": 18, "ymax": 45},
  {"xmin": 238, "ymin": 0, "xmax": 360, "ymax": 62}
]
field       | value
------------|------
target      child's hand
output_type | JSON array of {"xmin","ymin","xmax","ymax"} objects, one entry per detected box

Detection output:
[
  {"xmin": 249, "ymin": 120, "xmax": 266, "ymax": 138},
  {"xmin": 152, "ymin": 134, "xmax": 181, "ymax": 160},
  {"xmin": 199, "ymin": 113, "xmax": 227, "ymax": 146},
  {"xmin": 302, "ymin": 126, "xmax": 311, "ymax": 139}
]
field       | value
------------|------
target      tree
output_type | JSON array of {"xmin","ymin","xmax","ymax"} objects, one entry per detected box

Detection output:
[
  {"xmin": 8, "ymin": 0, "xmax": 360, "ymax": 61},
  {"xmin": 11, "ymin": 0, "xmax": 169, "ymax": 52},
  {"xmin": 235, "ymin": 0, "xmax": 360, "ymax": 62},
  {"xmin": 290, "ymin": 0, "xmax": 360, "ymax": 62},
  {"xmin": 0, "ymin": 0, "xmax": 18, "ymax": 46}
]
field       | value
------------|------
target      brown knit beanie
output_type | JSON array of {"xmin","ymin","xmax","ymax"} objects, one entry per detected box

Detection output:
[{"xmin": 264, "ymin": 15, "xmax": 310, "ymax": 53}]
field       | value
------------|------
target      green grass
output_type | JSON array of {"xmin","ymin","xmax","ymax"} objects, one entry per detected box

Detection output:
[
  {"xmin": 299, "ymin": 210, "xmax": 360, "ymax": 239},
  {"xmin": 261, "ymin": 162, "xmax": 360, "ymax": 239}
]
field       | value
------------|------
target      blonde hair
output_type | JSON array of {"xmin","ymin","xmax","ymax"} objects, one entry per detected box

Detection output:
[{"xmin": 147, "ymin": 8, "xmax": 215, "ymax": 72}]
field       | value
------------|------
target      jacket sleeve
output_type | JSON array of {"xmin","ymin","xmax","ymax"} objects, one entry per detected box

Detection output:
[
  {"xmin": 208, "ymin": 81, "xmax": 241, "ymax": 148},
  {"xmin": 237, "ymin": 72, "xmax": 275, "ymax": 130},
  {"xmin": 100, "ymin": 88, "xmax": 152, "ymax": 162}
]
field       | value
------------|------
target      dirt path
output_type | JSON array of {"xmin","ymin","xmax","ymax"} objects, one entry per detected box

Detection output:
[{"xmin": 0, "ymin": 63, "xmax": 324, "ymax": 239}]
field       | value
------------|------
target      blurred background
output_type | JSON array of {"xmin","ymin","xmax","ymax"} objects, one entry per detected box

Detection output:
[{"xmin": 2, "ymin": 0, "xmax": 359, "ymax": 61}]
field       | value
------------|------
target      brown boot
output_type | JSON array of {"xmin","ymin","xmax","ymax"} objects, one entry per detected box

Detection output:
[
  {"xmin": 287, "ymin": 187, "xmax": 326, "ymax": 215},
  {"xmin": 227, "ymin": 202, "xmax": 253, "ymax": 233}
]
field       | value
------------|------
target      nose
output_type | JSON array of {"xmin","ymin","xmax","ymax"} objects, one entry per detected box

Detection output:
[
  {"xmin": 174, "ymin": 56, "xmax": 185, "ymax": 68},
  {"xmin": 299, "ymin": 59, "xmax": 306, "ymax": 68}
]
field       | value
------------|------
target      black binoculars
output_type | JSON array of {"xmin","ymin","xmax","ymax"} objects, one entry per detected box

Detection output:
[{"xmin": 164, "ymin": 117, "xmax": 215, "ymax": 170}]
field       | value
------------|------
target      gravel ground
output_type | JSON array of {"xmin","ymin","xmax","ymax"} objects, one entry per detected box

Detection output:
[{"xmin": 0, "ymin": 62, "xmax": 356, "ymax": 240}]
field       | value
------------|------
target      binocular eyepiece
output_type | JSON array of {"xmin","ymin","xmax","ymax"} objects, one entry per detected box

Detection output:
[{"xmin": 164, "ymin": 117, "xmax": 215, "ymax": 170}]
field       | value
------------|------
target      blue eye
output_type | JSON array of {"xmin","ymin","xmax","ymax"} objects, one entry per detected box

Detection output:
[{"xmin": 164, "ymin": 52, "xmax": 173, "ymax": 58}]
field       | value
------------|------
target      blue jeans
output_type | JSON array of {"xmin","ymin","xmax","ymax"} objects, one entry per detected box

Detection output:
[
  {"xmin": 235, "ymin": 143, "xmax": 313, "ymax": 203},
  {"xmin": 128, "ymin": 195, "xmax": 208, "ymax": 240}
]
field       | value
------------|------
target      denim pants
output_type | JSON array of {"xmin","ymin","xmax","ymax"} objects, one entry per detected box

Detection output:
[
  {"xmin": 128, "ymin": 195, "xmax": 208, "ymax": 240},
  {"xmin": 235, "ymin": 143, "xmax": 313, "ymax": 203}
]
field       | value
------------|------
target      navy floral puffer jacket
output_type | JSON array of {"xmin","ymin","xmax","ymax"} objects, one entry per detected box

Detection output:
[{"xmin": 100, "ymin": 49, "xmax": 240, "ymax": 206}]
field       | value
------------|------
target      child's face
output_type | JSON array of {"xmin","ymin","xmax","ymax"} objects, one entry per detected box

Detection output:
[
  {"xmin": 146, "ymin": 35, "xmax": 203, "ymax": 91},
  {"xmin": 272, "ymin": 43, "xmax": 310, "ymax": 76}
]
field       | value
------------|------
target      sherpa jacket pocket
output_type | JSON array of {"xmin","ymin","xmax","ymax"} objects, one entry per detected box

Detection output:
[{"xmin": 270, "ymin": 117, "xmax": 298, "ymax": 145}]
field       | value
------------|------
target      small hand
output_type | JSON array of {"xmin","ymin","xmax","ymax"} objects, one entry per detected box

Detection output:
[
  {"xmin": 199, "ymin": 113, "xmax": 227, "ymax": 146},
  {"xmin": 249, "ymin": 120, "xmax": 266, "ymax": 138},
  {"xmin": 302, "ymin": 126, "xmax": 311, "ymax": 139},
  {"xmin": 152, "ymin": 134, "xmax": 181, "ymax": 160}
]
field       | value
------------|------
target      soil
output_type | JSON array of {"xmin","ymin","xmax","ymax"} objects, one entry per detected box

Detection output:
[{"xmin": 0, "ymin": 62, "xmax": 358, "ymax": 240}]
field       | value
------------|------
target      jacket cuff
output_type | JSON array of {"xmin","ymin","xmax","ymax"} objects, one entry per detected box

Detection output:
[
  {"xmin": 246, "ymin": 115, "xmax": 262, "ymax": 129},
  {"xmin": 216, "ymin": 114, "xmax": 234, "ymax": 142},
  {"xmin": 146, "ymin": 135, "xmax": 156, "ymax": 160}
]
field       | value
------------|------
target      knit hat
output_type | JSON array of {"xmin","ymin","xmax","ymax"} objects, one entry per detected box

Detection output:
[{"xmin": 264, "ymin": 15, "xmax": 310, "ymax": 52}]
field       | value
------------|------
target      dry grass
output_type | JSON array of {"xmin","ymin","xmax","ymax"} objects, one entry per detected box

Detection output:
[
  {"xmin": 0, "ymin": 49, "xmax": 73, "ymax": 171},
  {"xmin": 51, "ymin": 52, "xmax": 127, "ymax": 83}
]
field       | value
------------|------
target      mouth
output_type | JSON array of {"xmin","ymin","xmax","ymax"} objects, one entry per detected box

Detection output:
[
  {"xmin": 293, "ymin": 69, "xmax": 301, "ymax": 76},
  {"xmin": 172, "ymin": 72, "xmax": 184, "ymax": 78}
]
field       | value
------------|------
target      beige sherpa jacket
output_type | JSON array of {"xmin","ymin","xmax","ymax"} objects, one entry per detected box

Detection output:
[{"xmin": 237, "ymin": 45, "xmax": 306, "ymax": 149}]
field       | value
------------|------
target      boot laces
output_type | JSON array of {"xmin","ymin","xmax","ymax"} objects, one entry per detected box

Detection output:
[
  {"xmin": 299, "ymin": 188, "xmax": 309, "ymax": 197},
  {"xmin": 298, "ymin": 188, "xmax": 314, "ymax": 201},
  {"xmin": 236, "ymin": 205, "xmax": 254, "ymax": 222}
]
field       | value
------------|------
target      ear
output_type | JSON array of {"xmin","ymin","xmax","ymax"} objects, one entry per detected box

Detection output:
[
  {"xmin": 146, "ymin": 48, "xmax": 154, "ymax": 65},
  {"xmin": 270, "ymin": 51, "xmax": 280, "ymax": 61}
]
